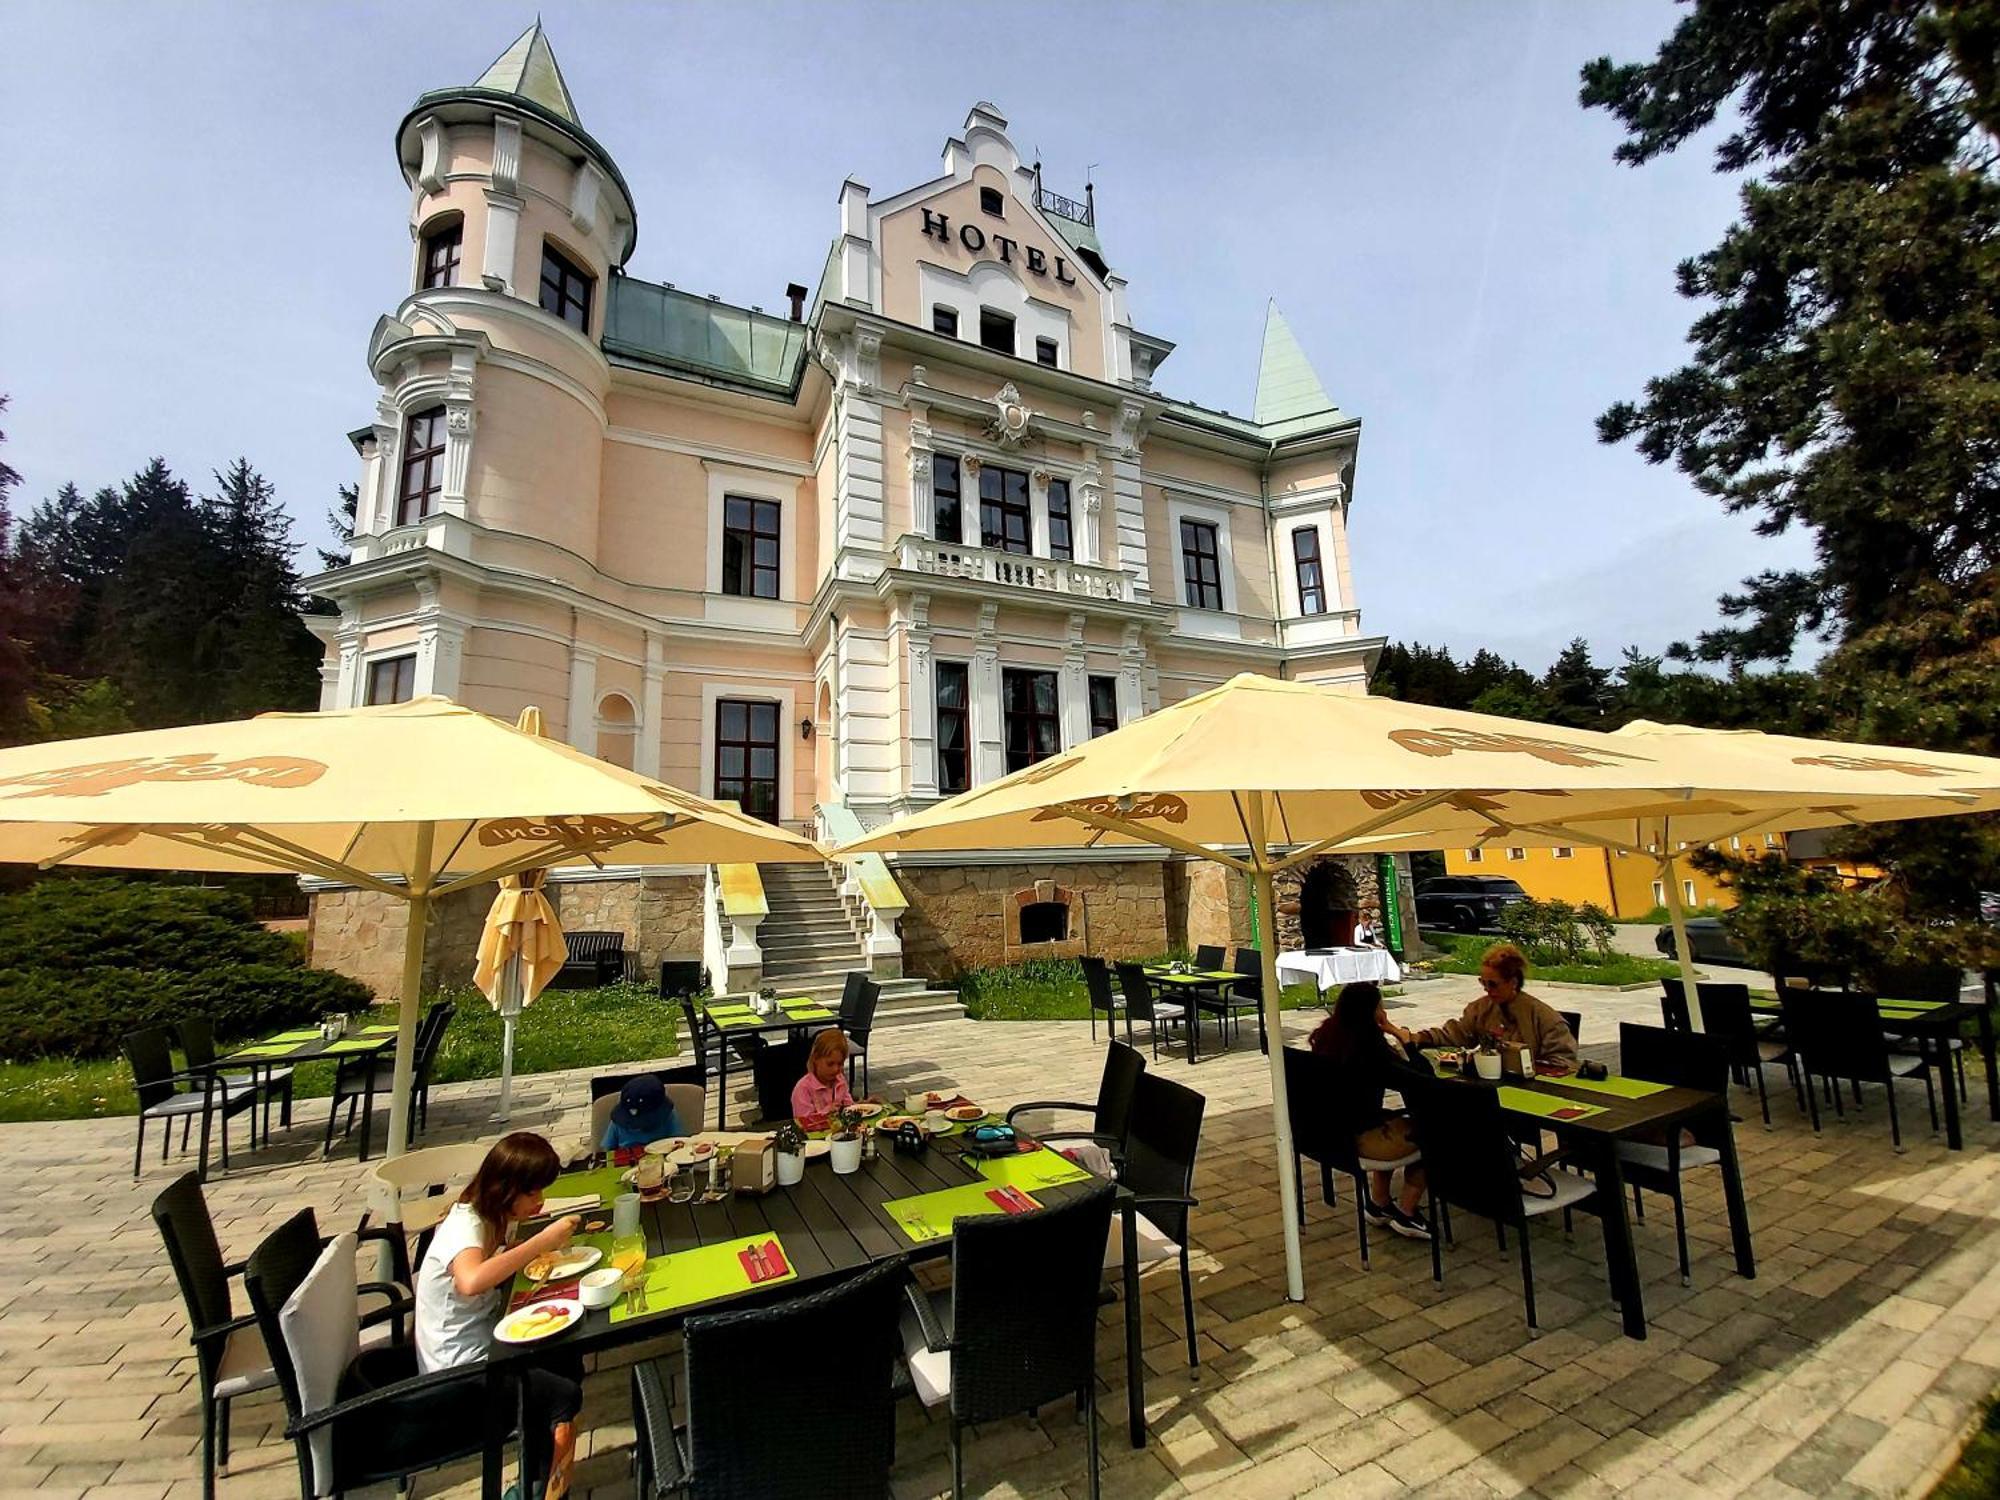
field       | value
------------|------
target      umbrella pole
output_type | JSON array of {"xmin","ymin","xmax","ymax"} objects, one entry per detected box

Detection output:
[
  {"xmin": 385, "ymin": 824, "xmax": 435, "ymax": 1161},
  {"xmin": 1245, "ymin": 799, "xmax": 1306, "ymax": 1302},
  {"xmin": 1658, "ymin": 828, "xmax": 1705, "ymax": 1033},
  {"xmin": 494, "ymin": 950, "xmax": 521, "ymax": 1123}
]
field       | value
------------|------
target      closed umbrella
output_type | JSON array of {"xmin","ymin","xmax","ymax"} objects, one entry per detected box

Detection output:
[
  {"xmin": 0, "ymin": 696, "xmax": 826, "ymax": 1157},
  {"xmin": 842, "ymin": 672, "xmax": 1980, "ymax": 1299},
  {"xmin": 474, "ymin": 869, "xmax": 566, "ymax": 1121}
]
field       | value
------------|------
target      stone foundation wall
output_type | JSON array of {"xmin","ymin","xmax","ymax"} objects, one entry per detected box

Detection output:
[
  {"xmin": 1184, "ymin": 861, "xmax": 1254, "ymax": 953},
  {"xmin": 897, "ymin": 860, "xmax": 1172, "ymax": 981}
]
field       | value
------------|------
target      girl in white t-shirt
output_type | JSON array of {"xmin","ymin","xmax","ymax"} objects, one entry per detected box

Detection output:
[{"xmin": 415, "ymin": 1132, "xmax": 584, "ymax": 1499}]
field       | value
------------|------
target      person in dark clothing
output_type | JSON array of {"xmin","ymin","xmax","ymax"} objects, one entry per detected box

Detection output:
[{"xmin": 1307, "ymin": 982, "xmax": 1430, "ymax": 1239}]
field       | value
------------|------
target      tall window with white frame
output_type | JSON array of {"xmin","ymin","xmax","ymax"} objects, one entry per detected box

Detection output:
[
  {"xmin": 1002, "ymin": 668, "xmax": 1060, "ymax": 772},
  {"xmin": 714, "ymin": 699, "xmax": 780, "ymax": 823},
  {"xmin": 935, "ymin": 661, "xmax": 971, "ymax": 795},
  {"xmin": 539, "ymin": 243, "xmax": 593, "ymax": 332},
  {"xmin": 980, "ymin": 465, "xmax": 1031, "ymax": 554},
  {"xmin": 933, "ymin": 453, "xmax": 963, "ymax": 543},
  {"xmin": 420, "ymin": 219, "xmax": 461, "ymax": 290},
  {"xmin": 1047, "ymin": 478, "xmax": 1073, "ymax": 561},
  {"xmin": 1087, "ymin": 674, "xmax": 1118, "ymax": 738},
  {"xmin": 1291, "ymin": 525, "xmax": 1327, "ymax": 615},
  {"xmin": 366, "ymin": 655, "xmax": 416, "ymax": 706},
  {"xmin": 396, "ymin": 406, "xmax": 446, "ymax": 525},
  {"xmin": 1180, "ymin": 518, "xmax": 1222, "ymax": 610},
  {"xmin": 721, "ymin": 495, "xmax": 781, "ymax": 598}
]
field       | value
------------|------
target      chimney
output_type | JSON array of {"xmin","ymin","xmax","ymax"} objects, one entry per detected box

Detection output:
[{"xmin": 786, "ymin": 282, "xmax": 808, "ymax": 322}]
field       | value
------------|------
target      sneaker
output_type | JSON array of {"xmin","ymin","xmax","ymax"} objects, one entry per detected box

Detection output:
[
  {"xmin": 1387, "ymin": 1206, "xmax": 1433, "ymax": 1241},
  {"xmin": 1361, "ymin": 1198, "xmax": 1396, "ymax": 1225}
]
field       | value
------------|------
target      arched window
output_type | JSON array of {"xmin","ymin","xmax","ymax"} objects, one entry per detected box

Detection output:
[
  {"xmin": 596, "ymin": 692, "xmax": 637, "ymax": 770},
  {"xmin": 419, "ymin": 215, "xmax": 463, "ymax": 290}
]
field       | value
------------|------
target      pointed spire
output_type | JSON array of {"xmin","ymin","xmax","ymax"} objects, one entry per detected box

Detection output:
[
  {"xmin": 473, "ymin": 21, "xmax": 581, "ymax": 126},
  {"xmin": 1253, "ymin": 301, "xmax": 1335, "ymax": 426}
]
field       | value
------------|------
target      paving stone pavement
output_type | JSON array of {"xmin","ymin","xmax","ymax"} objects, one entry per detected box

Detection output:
[{"xmin": 5, "ymin": 980, "xmax": 1998, "ymax": 1500}]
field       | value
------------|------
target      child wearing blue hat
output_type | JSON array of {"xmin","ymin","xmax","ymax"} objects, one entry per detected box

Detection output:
[{"xmin": 601, "ymin": 1074, "xmax": 683, "ymax": 1153}]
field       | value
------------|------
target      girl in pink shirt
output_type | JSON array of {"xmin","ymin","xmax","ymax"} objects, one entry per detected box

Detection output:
[{"xmin": 790, "ymin": 1028, "xmax": 855, "ymax": 1123}]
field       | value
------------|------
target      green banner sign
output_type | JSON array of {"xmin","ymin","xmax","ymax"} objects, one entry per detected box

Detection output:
[{"xmin": 1375, "ymin": 853, "xmax": 1405, "ymax": 957}]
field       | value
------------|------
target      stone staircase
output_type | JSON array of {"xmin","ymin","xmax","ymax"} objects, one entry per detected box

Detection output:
[{"xmin": 754, "ymin": 864, "xmax": 963, "ymax": 1027}]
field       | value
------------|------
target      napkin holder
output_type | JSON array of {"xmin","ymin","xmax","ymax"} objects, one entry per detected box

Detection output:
[{"xmin": 733, "ymin": 1137, "xmax": 778, "ymax": 1196}]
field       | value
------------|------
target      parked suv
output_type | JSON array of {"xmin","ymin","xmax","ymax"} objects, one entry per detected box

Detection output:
[{"xmin": 1415, "ymin": 875, "xmax": 1530, "ymax": 933}]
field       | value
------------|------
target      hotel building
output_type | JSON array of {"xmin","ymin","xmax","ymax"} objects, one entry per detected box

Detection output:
[{"xmin": 306, "ymin": 26, "xmax": 1405, "ymax": 1002}]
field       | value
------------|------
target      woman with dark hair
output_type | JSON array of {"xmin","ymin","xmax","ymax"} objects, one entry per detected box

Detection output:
[
  {"xmin": 414, "ymin": 1131, "xmax": 584, "ymax": 1498},
  {"xmin": 1308, "ymin": 982, "xmax": 1430, "ymax": 1239}
]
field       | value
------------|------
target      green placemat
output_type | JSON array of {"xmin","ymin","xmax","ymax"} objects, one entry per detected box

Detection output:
[
  {"xmin": 977, "ymin": 1147, "xmax": 1094, "ymax": 1192},
  {"xmin": 1194, "ymin": 970, "xmax": 1242, "ymax": 981},
  {"xmin": 265, "ymin": 1028, "xmax": 323, "ymax": 1043},
  {"xmin": 781, "ymin": 1006, "xmax": 837, "ymax": 1022},
  {"xmin": 1878, "ymin": 999, "xmax": 1948, "ymax": 1011},
  {"xmin": 1498, "ymin": 1087, "xmax": 1607, "ymax": 1122},
  {"xmin": 1545, "ymin": 1073, "xmax": 1670, "ymax": 1100},
  {"xmin": 549, "ymin": 1165, "xmax": 627, "ymax": 1205},
  {"xmin": 323, "ymin": 1036, "xmax": 387, "ymax": 1055},
  {"xmin": 608, "ymin": 1232, "xmax": 797, "ymax": 1323},
  {"xmin": 704, "ymin": 1002, "xmax": 754, "ymax": 1014},
  {"xmin": 707, "ymin": 1012, "xmax": 763, "ymax": 1029},
  {"xmin": 230, "ymin": 1041, "xmax": 307, "ymax": 1059},
  {"xmin": 883, "ymin": 1181, "xmax": 1042, "ymax": 1243}
]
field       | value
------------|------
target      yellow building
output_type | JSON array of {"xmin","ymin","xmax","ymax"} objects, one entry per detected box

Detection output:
[{"xmin": 1439, "ymin": 835, "xmax": 1787, "ymax": 917}]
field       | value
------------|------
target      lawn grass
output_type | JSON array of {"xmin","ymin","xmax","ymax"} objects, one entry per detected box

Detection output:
[
  {"xmin": 0, "ymin": 981, "xmax": 678, "ymax": 1124},
  {"xmin": 1416, "ymin": 929, "xmax": 1682, "ymax": 987},
  {"xmin": 1932, "ymin": 1392, "xmax": 2000, "ymax": 1499},
  {"xmin": 957, "ymin": 956, "xmax": 1346, "ymax": 1022}
]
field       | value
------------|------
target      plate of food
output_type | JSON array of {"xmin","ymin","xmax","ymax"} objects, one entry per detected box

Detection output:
[
  {"xmin": 876, "ymin": 1114, "xmax": 917, "ymax": 1132},
  {"xmin": 801, "ymin": 1139, "xmax": 831, "ymax": 1160},
  {"xmin": 846, "ymin": 1102, "xmax": 883, "ymax": 1119},
  {"xmin": 523, "ymin": 1246, "xmax": 602, "ymax": 1283},
  {"xmin": 645, "ymin": 1136, "xmax": 689, "ymax": 1156},
  {"xmin": 495, "ymin": 1299, "xmax": 583, "ymax": 1344},
  {"xmin": 922, "ymin": 1091, "xmax": 956, "ymax": 1109},
  {"xmin": 945, "ymin": 1104, "xmax": 984, "ymax": 1123}
]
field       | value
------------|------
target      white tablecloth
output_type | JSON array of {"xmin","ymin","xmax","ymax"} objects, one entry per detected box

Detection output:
[{"xmin": 1276, "ymin": 947, "xmax": 1403, "ymax": 991}]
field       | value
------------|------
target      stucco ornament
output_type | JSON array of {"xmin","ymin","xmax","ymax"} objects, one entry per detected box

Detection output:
[{"xmin": 987, "ymin": 384, "xmax": 1037, "ymax": 448}]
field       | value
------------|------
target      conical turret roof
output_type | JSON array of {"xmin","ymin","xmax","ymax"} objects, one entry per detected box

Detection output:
[
  {"xmin": 1253, "ymin": 302, "xmax": 1336, "ymax": 425},
  {"xmin": 473, "ymin": 21, "xmax": 581, "ymax": 126}
]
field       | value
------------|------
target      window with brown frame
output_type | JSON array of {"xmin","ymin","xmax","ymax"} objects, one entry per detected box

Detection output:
[
  {"xmin": 1292, "ymin": 525, "xmax": 1327, "ymax": 615},
  {"xmin": 365, "ymin": 655, "xmax": 416, "ymax": 706},
  {"xmin": 935, "ymin": 661, "xmax": 970, "ymax": 794},
  {"xmin": 714, "ymin": 699, "xmax": 780, "ymax": 823},
  {"xmin": 932, "ymin": 305, "xmax": 959, "ymax": 337},
  {"xmin": 1180, "ymin": 518, "xmax": 1223, "ymax": 610},
  {"xmin": 721, "ymin": 495, "xmax": 781, "ymax": 599},
  {"xmin": 978, "ymin": 308, "xmax": 1015, "ymax": 355},
  {"xmin": 396, "ymin": 406, "xmax": 446, "ymax": 525},
  {"xmin": 933, "ymin": 453, "xmax": 963, "ymax": 542},
  {"xmin": 539, "ymin": 242, "xmax": 593, "ymax": 332},
  {"xmin": 1047, "ymin": 478, "xmax": 1073, "ymax": 561},
  {"xmin": 420, "ymin": 219, "xmax": 461, "ymax": 290},
  {"xmin": 979, "ymin": 464, "xmax": 1031, "ymax": 554},
  {"xmin": 1088, "ymin": 674, "xmax": 1118, "ymax": 738},
  {"xmin": 1003, "ymin": 668, "xmax": 1060, "ymax": 772}
]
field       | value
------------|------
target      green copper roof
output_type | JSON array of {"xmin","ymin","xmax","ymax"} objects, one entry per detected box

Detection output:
[
  {"xmin": 474, "ymin": 22, "xmax": 580, "ymax": 126},
  {"xmin": 1253, "ymin": 302, "xmax": 1336, "ymax": 425},
  {"xmin": 603, "ymin": 276, "xmax": 809, "ymax": 397}
]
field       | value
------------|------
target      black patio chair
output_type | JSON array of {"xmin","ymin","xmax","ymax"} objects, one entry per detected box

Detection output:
[
  {"xmin": 1194, "ymin": 944, "xmax": 1226, "ymax": 971},
  {"xmin": 179, "ymin": 1015, "xmax": 295, "ymax": 1148},
  {"xmin": 125, "ymin": 1025, "xmax": 257, "ymax": 1180},
  {"xmin": 1115, "ymin": 962, "xmax": 1186, "ymax": 1062},
  {"xmin": 1231, "ymin": 948, "xmax": 1264, "ymax": 1001},
  {"xmin": 1558, "ymin": 1010, "xmax": 1582, "ymax": 1045},
  {"xmin": 245, "ymin": 1214, "xmax": 498, "ymax": 1500},
  {"xmin": 323, "ymin": 1001, "xmax": 454, "ymax": 1157},
  {"xmin": 1780, "ymin": 988, "xmax": 1935, "ymax": 1151},
  {"xmin": 1614, "ymin": 1023, "xmax": 1729, "ymax": 1287},
  {"xmin": 1868, "ymin": 961, "xmax": 1970, "ymax": 1101},
  {"xmin": 1658, "ymin": 979, "xmax": 1692, "ymax": 1033},
  {"xmin": 153, "ymin": 1174, "xmax": 409, "ymax": 1500},
  {"xmin": 1281, "ymin": 1047, "xmax": 1420, "ymax": 1269},
  {"xmin": 902, "ymin": 1181, "xmax": 1116, "ymax": 1499},
  {"xmin": 1082, "ymin": 955, "xmax": 1126, "ymax": 1043},
  {"xmin": 1694, "ymin": 982, "xmax": 1794, "ymax": 1128},
  {"xmin": 1007, "ymin": 1040, "xmax": 1145, "ymax": 1171},
  {"xmin": 1401, "ymin": 1072, "xmax": 1601, "ymax": 1334},
  {"xmin": 1114, "ymin": 1070, "xmax": 1206, "ymax": 1369},
  {"xmin": 657, "ymin": 959, "xmax": 707, "ymax": 1000},
  {"xmin": 633, "ymin": 1258, "xmax": 905, "ymax": 1498},
  {"xmin": 750, "ymin": 1036, "xmax": 811, "ymax": 1123},
  {"xmin": 839, "ymin": 970, "xmax": 882, "ymax": 1094}
]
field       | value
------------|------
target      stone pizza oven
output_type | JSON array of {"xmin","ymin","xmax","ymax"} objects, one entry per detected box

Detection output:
[{"xmin": 1004, "ymin": 878, "xmax": 1087, "ymax": 960}]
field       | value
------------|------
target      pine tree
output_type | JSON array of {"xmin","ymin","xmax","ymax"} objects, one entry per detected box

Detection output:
[
  {"xmin": 1538, "ymin": 638, "xmax": 1613, "ymax": 729},
  {"xmin": 0, "ymin": 397, "xmax": 31, "ymax": 738},
  {"xmin": 317, "ymin": 482, "xmax": 358, "ymax": 571}
]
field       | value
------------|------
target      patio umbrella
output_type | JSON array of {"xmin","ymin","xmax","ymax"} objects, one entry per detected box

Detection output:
[
  {"xmin": 0, "ymin": 696, "xmax": 826, "ymax": 1158},
  {"xmin": 840, "ymin": 672, "xmax": 1982, "ymax": 1300}
]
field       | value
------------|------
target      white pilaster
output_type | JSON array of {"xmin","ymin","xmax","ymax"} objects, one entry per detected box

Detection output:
[
  {"xmin": 838, "ymin": 177, "xmax": 873, "ymax": 310},
  {"xmin": 567, "ymin": 648, "xmax": 598, "ymax": 755},
  {"xmin": 638, "ymin": 634, "xmax": 666, "ymax": 777},
  {"xmin": 1075, "ymin": 458, "xmax": 1103, "ymax": 566},
  {"xmin": 1119, "ymin": 622, "xmax": 1146, "ymax": 725},
  {"xmin": 482, "ymin": 191, "xmax": 522, "ymax": 295},
  {"xmin": 906, "ymin": 593, "xmax": 937, "ymax": 800},
  {"xmin": 335, "ymin": 620, "xmax": 362, "ymax": 707},
  {"xmin": 439, "ymin": 347, "xmax": 477, "ymax": 518},
  {"xmin": 1060, "ymin": 612, "xmax": 1089, "ymax": 751},
  {"xmin": 972, "ymin": 602, "xmax": 1003, "ymax": 786},
  {"xmin": 821, "ymin": 331, "xmax": 889, "ymax": 580},
  {"xmin": 1110, "ymin": 400, "xmax": 1151, "ymax": 597}
]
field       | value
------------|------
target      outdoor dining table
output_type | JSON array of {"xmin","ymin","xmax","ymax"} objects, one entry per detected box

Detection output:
[
  {"xmin": 1275, "ymin": 945, "xmax": 1403, "ymax": 991},
  {"xmin": 691, "ymin": 994, "xmax": 841, "ymax": 1127},
  {"xmin": 476, "ymin": 1120, "xmax": 1144, "ymax": 1497},
  {"xmin": 1412, "ymin": 1056, "xmax": 1755, "ymax": 1341},
  {"xmin": 212, "ymin": 1020, "xmax": 400, "ymax": 1160},
  {"xmin": 1749, "ymin": 991, "xmax": 1998, "ymax": 1151},
  {"xmin": 1142, "ymin": 968, "xmax": 1251, "ymax": 1062}
]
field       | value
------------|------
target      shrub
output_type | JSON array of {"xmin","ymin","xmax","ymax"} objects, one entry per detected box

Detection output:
[
  {"xmin": 1498, "ymin": 897, "xmax": 1617, "ymax": 966},
  {"xmin": 0, "ymin": 878, "xmax": 374, "ymax": 1059}
]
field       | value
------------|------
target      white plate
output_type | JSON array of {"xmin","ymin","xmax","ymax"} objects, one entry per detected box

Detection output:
[
  {"xmin": 801, "ymin": 1139, "xmax": 831, "ymax": 1160},
  {"xmin": 523, "ymin": 1246, "xmax": 602, "ymax": 1283},
  {"xmin": 846, "ymin": 1102, "xmax": 883, "ymax": 1119},
  {"xmin": 495, "ymin": 1298, "xmax": 583, "ymax": 1344}
]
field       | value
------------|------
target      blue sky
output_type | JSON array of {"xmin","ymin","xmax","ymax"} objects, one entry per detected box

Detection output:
[{"xmin": 1, "ymin": 0, "xmax": 1811, "ymax": 672}]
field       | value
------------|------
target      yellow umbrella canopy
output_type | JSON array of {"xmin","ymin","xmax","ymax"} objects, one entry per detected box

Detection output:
[
  {"xmin": 0, "ymin": 697, "xmax": 825, "ymax": 1156},
  {"xmin": 843, "ymin": 672, "xmax": 1981, "ymax": 1300}
]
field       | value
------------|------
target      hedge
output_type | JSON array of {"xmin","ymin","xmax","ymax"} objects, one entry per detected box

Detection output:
[{"xmin": 0, "ymin": 879, "xmax": 374, "ymax": 1060}]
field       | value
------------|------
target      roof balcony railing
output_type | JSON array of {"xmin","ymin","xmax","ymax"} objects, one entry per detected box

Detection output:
[
  {"xmin": 896, "ymin": 534, "xmax": 1134, "ymax": 603},
  {"xmin": 1034, "ymin": 186, "xmax": 1093, "ymax": 226}
]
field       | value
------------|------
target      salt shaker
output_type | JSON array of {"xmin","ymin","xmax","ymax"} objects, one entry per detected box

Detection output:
[
  {"xmin": 1516, "ymin": 1043, "xmax": 1534, "ymax": 1078},
  {"xmin": 707, "ymin": 1150, "xmax": 722, "ymax": 1193}
]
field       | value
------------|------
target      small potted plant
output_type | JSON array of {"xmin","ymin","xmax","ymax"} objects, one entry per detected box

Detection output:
[
  {"xmin": 756, "ymin": 984, "xmax": 779, "ymax": 1017},
  {"xmin": 828, "ymin": 1106, "xmax": 866, "ymax": 1175},
  {"xmin": 773, "ymin": 1120, "xmax": 808, "ymax": 1186},
  {"xmin": 1473, "ymin": 1030, "xmax": 1505, "ymax": 1081}
]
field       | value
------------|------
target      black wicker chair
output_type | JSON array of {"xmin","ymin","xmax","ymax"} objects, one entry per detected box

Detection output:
[
  {"xmin": 632, "ymin": 1258, "xmax": 905, "ymax": 1498},
  {"xmin": 1557, "ymin": 1010, "xmax": 1582, "ymax": 1045},
  {"xmin": 245, "ymin": 1213, "xmax": 494, "ymax": 1500},
  {"xmin": 1658, "ymin": 979, "xmax": 1692, "ymax": 1033},
  {"xmin": 322, "ymin": 1001, "xmax": 454, "ymax": 1157},
  {"xmin": 1114, "ymin": 1070, "xmax": 1206, "ymax": 1369},
  {"xmin": 658, "ymin": 960, "xmax": 707, "ymax": 1000},
  {"xmin": 902, "ymin": 1182, "xmax": 1117, "ymax": 1499},
  {"xmin": 1082, "ymin": 955, "xmax": 1126, "ymax": 1043},
  {"xmin": 1007, "ymin": 1040, "xmax": 1145, "ymax": 1171},
  {"xmin": 1281, "ymin": 1047, "xmax": 1420, "ymax": 1269},
  {"xmin": 1614, "ymin": 1022, "xmax": 1730, "ymax": 1286},
  {"xmin": 750, "ymin": 1037, "xmax": 811, "ymax": 1124},
  {"xmin": 179, "ymin": 1016, "xmax": 294, "ymax": 1148},
  {"xmin": 1401, "ymin": 1072, "xmax": 1601, "ymax": 1334},
  {"xmin": 839, "ymin": 970, "xmax": 882, "ymax": 1094},
  {"xmin": 1194, "ymin": 944, "xmax": 1226, "ymax": 971},
  {"xmin": 1694, "ymin": 982, "xmax": 1794, "ymax": 1127},
  {"xmin": 1868, "ymin": 961, "xmax": 1971, "ymax": 1101},
  {"xmin": 1115, "ymin": 962, "xmax": 1186, "ymax": 1061},
  {"xmin": 126, "ymin": 1025, "xmax": 257, "ymax": 1180},
  {"xmin": 1781, "ymin": 988, "xmax": 1936, "ymax": 1150}
]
